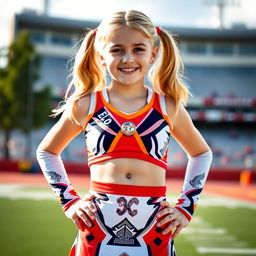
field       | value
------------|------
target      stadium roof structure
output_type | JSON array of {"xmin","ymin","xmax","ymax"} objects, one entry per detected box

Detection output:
[
  {"xmin": 15, "ymin": 11, "xmax": 256, "ymax": 40},
  {"xmin": 167, "ymin": 27, "xmax": 256, "ymax": 40},
  {"xmin": 14, "ymin": 12, "xmax": 98, "ymax": 34}
]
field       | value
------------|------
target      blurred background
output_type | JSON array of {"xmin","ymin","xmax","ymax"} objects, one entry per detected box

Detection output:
[
  {"xmin": 0, "ymin": 1, "xmax": 256, "ymax": 256},
  {"xmin": 0, "ymin": 0, "xmax": 255, "ymax": 180}
]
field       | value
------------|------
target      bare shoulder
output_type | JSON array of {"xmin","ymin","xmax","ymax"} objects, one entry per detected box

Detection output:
[{"xmin": 69, "ymin": 94, "xmax": 91, "ymax": 128}]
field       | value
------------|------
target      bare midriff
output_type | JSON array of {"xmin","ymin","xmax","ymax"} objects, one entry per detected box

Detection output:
[{"xmin": 90, "ymin": 158, "xmax": 166, "ymax": 186}]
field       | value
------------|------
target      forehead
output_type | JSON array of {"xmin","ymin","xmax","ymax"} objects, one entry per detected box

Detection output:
[{"xmin": 105, "ymin": 26, "xmax": 152, "ymax": 48}]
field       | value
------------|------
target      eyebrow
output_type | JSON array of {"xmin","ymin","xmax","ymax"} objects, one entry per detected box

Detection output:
[{"xmin": 110, "ymin": 43, "xmax": 147, "ymax": 48}]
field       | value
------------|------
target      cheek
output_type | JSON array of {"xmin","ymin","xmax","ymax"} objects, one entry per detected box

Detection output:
[
  {"xmin": 105, "ymin": 61, "xmax": 118, "ymax": 76},
  {"xmin": 107, "ymin": 61, "xmax": 117, "ymax": 71},
  {"xmin": 139, "ymin": 54, "xmax": 151, "ymax": 63},
  {"xmin": 140, "ymin": 56, "xmax": 151, "ymax": 68}
]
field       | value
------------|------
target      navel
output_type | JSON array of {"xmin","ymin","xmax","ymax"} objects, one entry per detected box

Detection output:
[{"xmin": 126, "ymin": 173, "xmax": 132, "ymax": 179}]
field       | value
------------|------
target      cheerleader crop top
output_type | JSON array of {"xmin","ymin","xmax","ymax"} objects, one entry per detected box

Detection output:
[{"xmin": 83, "ymin": 86, "xmax": 173, "ymax": 170}]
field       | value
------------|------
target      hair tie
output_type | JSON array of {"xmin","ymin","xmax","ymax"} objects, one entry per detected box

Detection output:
[
  {"xmin": 156, "ymin": 26, "xmax": 161, "ymax": 35},
  {"xmin": 93, "ymin": 28, "xmax": 97, "ymax": 36}
]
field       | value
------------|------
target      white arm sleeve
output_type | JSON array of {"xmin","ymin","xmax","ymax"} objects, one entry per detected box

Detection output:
[
  {"xmin": 36, "ymin": 149, "xmax": 80, "ymax": 212},
  {"xmin": 175, "ymin": 150, "xmax": 213, "ymax": 221}
]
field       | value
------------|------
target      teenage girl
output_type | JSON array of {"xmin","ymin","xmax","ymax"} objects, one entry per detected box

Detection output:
[{"xmin": 37, "ymin": 10, "xmax": 212, "ymax": 256}]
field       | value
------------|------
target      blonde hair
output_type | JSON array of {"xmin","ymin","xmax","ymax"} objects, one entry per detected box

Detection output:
[
  {"xmin": 52, "ymin": 10, "xmax": 189, "ymax": 116},
  {"xmin": 148, "ymin": 27, "xmax": 189, "ymax": 108}
]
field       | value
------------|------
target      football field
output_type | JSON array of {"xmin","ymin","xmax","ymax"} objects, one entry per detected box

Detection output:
[{"xmin": 0, "ymin": 175, "xmax": 256, "ymax": 256}]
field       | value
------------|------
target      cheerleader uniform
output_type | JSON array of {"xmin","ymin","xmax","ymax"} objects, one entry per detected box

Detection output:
[{"xmin": 70, "ymin": 86, "xmax": 177, "ymax": 255}]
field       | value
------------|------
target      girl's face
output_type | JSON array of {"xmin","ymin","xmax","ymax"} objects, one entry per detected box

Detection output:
[{"xmin": 101, "ymin": 26, "xmax": 158, "ymax": 88}]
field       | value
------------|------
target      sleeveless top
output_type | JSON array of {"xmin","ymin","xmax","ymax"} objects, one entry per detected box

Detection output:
[{"xmin": 83, "ymin": 86, "xmax": 172, "ymax": 170}]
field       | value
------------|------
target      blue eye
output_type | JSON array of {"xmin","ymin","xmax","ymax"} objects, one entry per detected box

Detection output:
[
  {"xmin": 134, "ymin": 48, "xmax": 144, "ymax": 52},
  {"xmin": 110, "ymin": 48, "xmax": 122, "ymax": 53}
]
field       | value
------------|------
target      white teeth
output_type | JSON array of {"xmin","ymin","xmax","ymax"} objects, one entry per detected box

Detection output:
[{"xmin": 120, "ymin": 68, "xmax": 137, "ymax": 72}]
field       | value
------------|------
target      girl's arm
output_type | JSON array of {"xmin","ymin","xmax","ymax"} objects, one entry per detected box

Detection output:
[
  {"xmin": 157, "ymin": 99, "xmax": 212, "ymax": 238},
  {"xmin": 171, "ymin": 105, "xmax": 211, "ymax": 155},
  {"xmin": 170, "ymin": 104, "xmax": 212, "ymax": 218},
  {"xmin": 36, "ymin": 107, "xmax": 83, "ymax": 211},
  {"xmin": 36, "ymin": 96, "xmax": 98, "ymax": 230}
]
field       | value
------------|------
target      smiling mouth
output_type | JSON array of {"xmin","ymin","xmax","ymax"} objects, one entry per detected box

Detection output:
[{"xmin": 118, "ymin": 67, "xmax": 139, "ymax": 73}]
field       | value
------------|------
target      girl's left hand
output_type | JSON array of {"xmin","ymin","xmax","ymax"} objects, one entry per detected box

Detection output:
[{"xmin": 156, "ymin": 201, "xmax": 189, "ymax": 239}]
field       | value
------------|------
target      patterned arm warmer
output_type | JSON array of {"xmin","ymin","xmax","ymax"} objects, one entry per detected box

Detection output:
[
  {"xmin": 36, "ymin": 149, "xmax": 81, "ymax": 212},
  {"xmin": 175, "ymin": 151, "xmax": 213, "ymax": 221}
]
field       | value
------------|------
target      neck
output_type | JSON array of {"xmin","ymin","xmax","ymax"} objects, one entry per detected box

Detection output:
[{"xmin": 108, "ymin": 82, "xmax": 148, "ymax": 99}]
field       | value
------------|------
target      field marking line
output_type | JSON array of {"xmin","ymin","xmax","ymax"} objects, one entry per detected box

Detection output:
[
  {"xmin": 194, "ymin": 242, "xmax": 249, "ymax": 248},
  {"xmin": 187, "ymin": 235, "xmax": 238, "ymax": 242},
  {"xmin": 182, "ymin": 228, "xmax": 226, "ymax": 234},
  {"xmin": 197, "ymin": 247, "xmax": 256, "ymax": 254},
  {"xmin": 182, "ymin": 216, "xmax": 254, "ymax": 254}
]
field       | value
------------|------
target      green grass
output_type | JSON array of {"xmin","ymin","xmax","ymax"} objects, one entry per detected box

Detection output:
[
  {"xmin": 197, "ymin": 207, "xmax": 256, "ymax": 248},
  {"xmin": 0, "ymin": 197, "xmax": 255, "ymax": 256},
  {"xmin": 0, "ymin": 199, "xmax": 76, "ymax": 256},
  {"xmin": 175, "ymin": 207, "xmax": 256, "ymax": 256}
]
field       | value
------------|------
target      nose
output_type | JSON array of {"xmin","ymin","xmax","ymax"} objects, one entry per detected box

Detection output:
[{"xmin": 122, "ymin": 51, "xmax": 134, "ymax": 63}]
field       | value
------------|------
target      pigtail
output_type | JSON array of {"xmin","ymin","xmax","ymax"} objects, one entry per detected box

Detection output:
[
  {"xmin": 71, "ymin": 29, "xmax": 106, "ymax": 97},
  {"xmin": 149, "ymin": 28, "xmax": 189, "ymax": 109},
  {"xmin": 51, "ymin": 29, "xmax": 106, "ymax": 117}
]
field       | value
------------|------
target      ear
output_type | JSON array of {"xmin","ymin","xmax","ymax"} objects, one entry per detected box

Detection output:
[{"xmin": 151, "ymin": 47, "xmax": 159, "ymax": 62}]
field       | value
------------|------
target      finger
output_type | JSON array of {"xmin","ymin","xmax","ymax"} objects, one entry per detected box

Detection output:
[
  {"xmin": 84, "ymin": 194, "xmax": 95, "ymax": 201},
  {"xmin": 85, "ymin": 191, "xmax": 105, "ymax": 200},
  {"xmin": 76, "ymin": 209, "xmax": 93, "ymax": 227},
  {"xmin": 160, "ymin": 201, "xmax": 171, "ymax": 207},
  {"xmin": 157, "ymin": 207, "xmax": 174, "ymax": 218},
  {"xmin": 157, "ymin": 214, "xmax": 174, "ymax": 227},
  {"xmin": 171, "ymin": 225, "xmax": 183, "ymax": 239},
  {"xmin": 161, "ymin": 224, "xmax": 172, "ymax": 235},
  {"xmin": 83, "ymin": 204, "xmax": 97, "ymax": 220},
  {"xmin": 86, "ymin": 201, "xmax": 97, "ymax": 214},
  {"xmin": 163, "ymin": 220, "xmax": 180, "ymax": 234},
  {"xmin": 72, "ymin": 216, "xmax": 84, "ymax": 231},
  {"xmin": 79, "ymin": 200, "xmax": 97, "ymax": 218}
]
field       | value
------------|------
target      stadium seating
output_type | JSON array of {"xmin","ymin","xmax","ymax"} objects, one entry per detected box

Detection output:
[{"xmin": 186, "ymin": 66, "xmax": 256, "ymax": 98}]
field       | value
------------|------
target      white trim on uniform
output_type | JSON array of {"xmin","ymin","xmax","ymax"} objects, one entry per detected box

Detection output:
[
  {"xmin": 102, "ymin": 88, "xmax": 109, "ymax": 102},
  {"xmin": 88, "ymin": 92, "xmax": 96, "ymax": 115},
  {"xmin": 146, "ymin": 86, "xmax": 153, "ymax": 103},
  {"xmin": 159, "ymin": 94, "xmax": 168, "ymax": 116}
]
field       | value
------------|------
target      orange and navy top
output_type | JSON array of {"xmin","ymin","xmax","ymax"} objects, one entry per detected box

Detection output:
[{"xmin": 83, "ymin": 86, "xmax": 173, "ymax": 170}]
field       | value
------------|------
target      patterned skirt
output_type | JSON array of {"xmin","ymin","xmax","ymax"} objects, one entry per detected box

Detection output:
[{"xmin": 69, "ymin": 181, "xmax": 176, "ymax": 256}]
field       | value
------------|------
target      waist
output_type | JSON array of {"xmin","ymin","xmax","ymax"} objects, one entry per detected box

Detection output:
[
  {"xmin": 90, "ymin": 180, "xmax": 166, "ymax": 197},
  {"xmin": 90, "ymin": 158, "xmax": 166, "ymax": 186}
]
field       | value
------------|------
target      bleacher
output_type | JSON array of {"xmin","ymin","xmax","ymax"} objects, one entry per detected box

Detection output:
[{"xmin": 186, "ymin": 66, "xmax": 256, "ymax": 98}]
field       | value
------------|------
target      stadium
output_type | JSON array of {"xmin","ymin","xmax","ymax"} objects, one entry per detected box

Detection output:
[
  {"xmin": 5, "ymin": 9, "xmax": 256, "ymax": 178},
  {"xmin": 0, "ymin": 7, "xmax": 256, "ymax": 256}
]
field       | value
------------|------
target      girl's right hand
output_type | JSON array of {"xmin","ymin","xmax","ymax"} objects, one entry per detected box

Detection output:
[{"xmin": 64, "ymin": 193, "xmax": 103, "ymax": 231}]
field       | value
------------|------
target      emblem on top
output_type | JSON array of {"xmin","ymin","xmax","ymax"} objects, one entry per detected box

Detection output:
[{"xmin": 121, "ymin": 122, "xmax": 136, "ymax": 136}]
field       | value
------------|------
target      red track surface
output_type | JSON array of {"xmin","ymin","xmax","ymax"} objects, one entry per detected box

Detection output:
[{"xmin": 0, "ymin": 172, "xmax": 256, "ymax": 202}]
